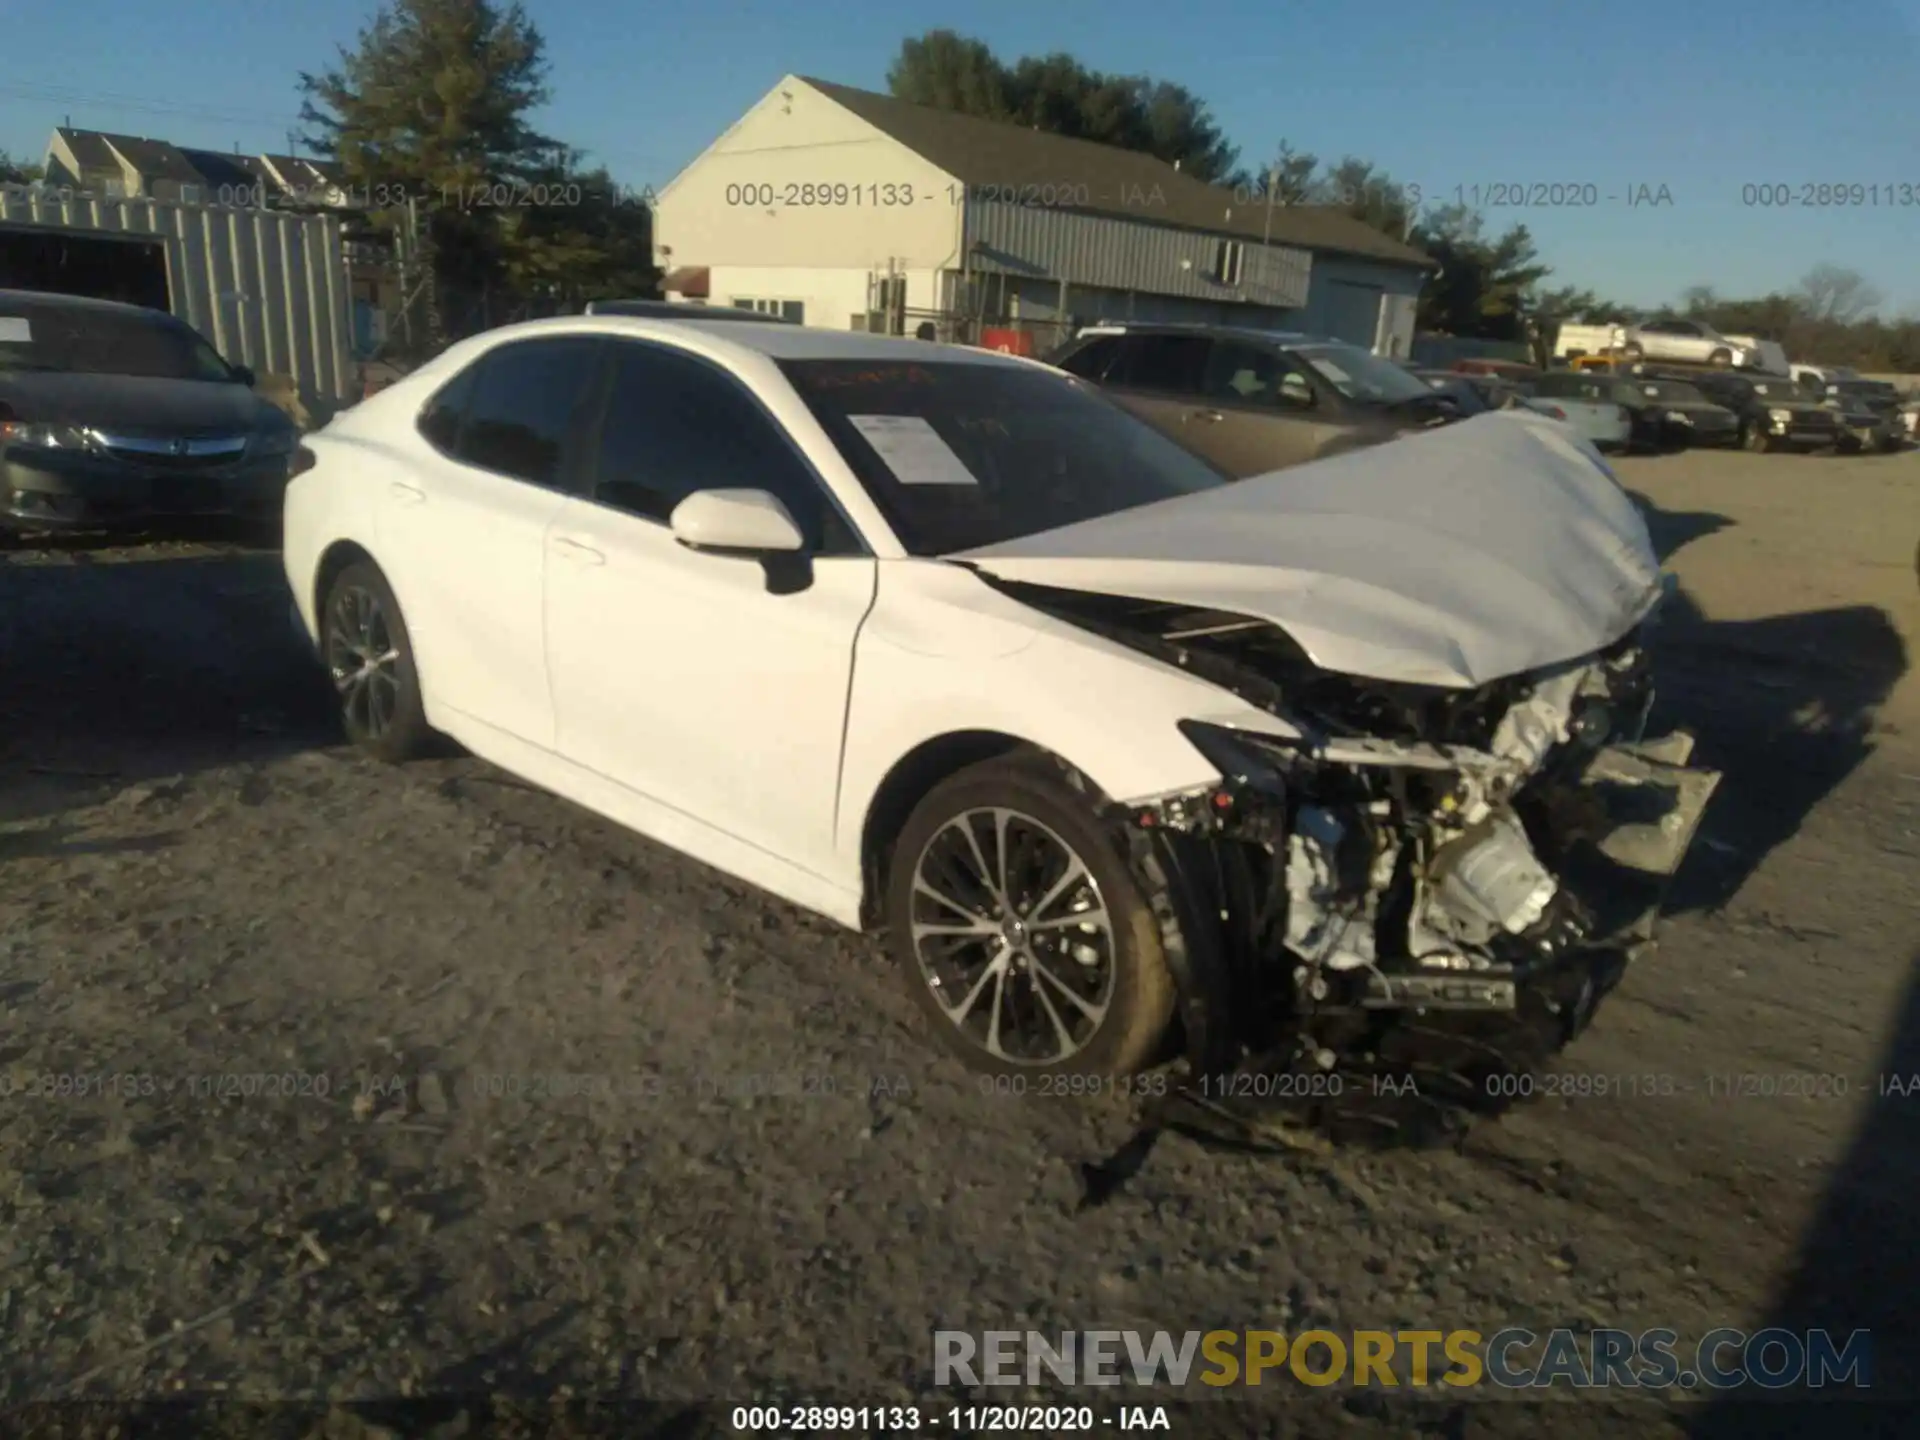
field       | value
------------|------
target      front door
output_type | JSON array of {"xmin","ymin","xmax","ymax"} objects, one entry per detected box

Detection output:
[
  {"xmin": 1192, "ymin": 338, "xmax": 1333, "ymax": 475},
  {"xmin": 543, "ymin": 339, "xmax": 876, "ymax": 874}
]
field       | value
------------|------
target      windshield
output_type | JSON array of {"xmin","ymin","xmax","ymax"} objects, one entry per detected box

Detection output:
[
  {"xmin": 1637, "ymin": 379, "xmax": 1709, "ymax": 403},
  {"xmin": 780, "ymin": 358, "xmax": 1230, "ymax": 555},
  {"xmin": 1294, "ymin": 343, "xmax": 1435, "ymax": 404},
  {"xmin": 0, "ymin": 303, "xmax": 235, "ymax": 381}
]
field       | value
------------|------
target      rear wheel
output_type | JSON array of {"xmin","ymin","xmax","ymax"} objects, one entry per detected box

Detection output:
[
  {"xmin": 321, "ymin": 560, "xmax": 433, "ymax": 762},
  {"xmin": 1708, "ymin": 347, "xmax": 1733, "ymax": 367},
  {"xmin": 883, "ymin": 756, "xmax": 1176, "ymax": 1079}
]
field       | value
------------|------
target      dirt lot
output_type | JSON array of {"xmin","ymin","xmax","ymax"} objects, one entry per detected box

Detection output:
[{"xmin": 2, "ymin": 446, "xmax": 1918, "ymax": 1438}]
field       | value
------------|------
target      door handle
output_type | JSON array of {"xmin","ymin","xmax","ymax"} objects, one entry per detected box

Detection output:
[
  {"xmin": 389, "ymin": 481, "xmax": 426, "ymax": 504},
  {"xmin": 1188, "ymin": 408, "xmax": 1225, "ymax": 424},
  {"xmin": 550, "ymin": 536, "xmax": 605, "ymax": 566}
]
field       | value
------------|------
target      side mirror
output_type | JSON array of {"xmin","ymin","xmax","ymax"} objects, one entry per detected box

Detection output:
[
  {"xmin": 231, "ymin": 364, "xmax": 255, "ymax": 387},
  {"xmin": 1278, "ymin": 373, "xmax": 1314, "ymax": 409},
  {"xmin": 668, "ymin": 488, "xmax": 804, "ymax": 554}
]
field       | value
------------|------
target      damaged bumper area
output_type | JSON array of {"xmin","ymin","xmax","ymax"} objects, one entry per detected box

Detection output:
[{"xmin": 1115, "ymin": 628, "xmax": 1720, "ymax": 1091}]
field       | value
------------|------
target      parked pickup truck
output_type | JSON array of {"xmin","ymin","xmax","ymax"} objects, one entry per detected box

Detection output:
[
  {"xmin": 1648, "ymin": 368, "xmax": 1839, "ymax": 453},
  {"xmin": 1795, "ymin": 367, "xmax": 1902, "ymax": 416},
  {"xmin": 1551, "ymin": 323, "xmax": 1626, "ymax": 362},
  {"xmin": 1823, "ymin": 389, "xmax": 1905, "ymax": 453}
]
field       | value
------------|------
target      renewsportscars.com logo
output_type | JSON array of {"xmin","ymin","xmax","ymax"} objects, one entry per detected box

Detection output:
[{"xmin": 933, "ymin": 1328, "xmax": 1872, "ymax": 1391}]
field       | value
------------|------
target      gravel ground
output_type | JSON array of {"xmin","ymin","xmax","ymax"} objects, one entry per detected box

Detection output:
[{"xmin": 3, "ymin": 449, "xmax": 1919, "ymax": 1440}]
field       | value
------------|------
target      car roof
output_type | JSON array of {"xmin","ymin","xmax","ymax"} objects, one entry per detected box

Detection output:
[
  {"xmin": 423, "ymin": 314, "xmax": 1036, "ymax": 369},
  {"xmin": 1072, "ymin": 321, "xmax": 1334, "ymax": 347},
  {"xmin": 584, "ymin": 299, "xmax": 779, "ymax": 321}
]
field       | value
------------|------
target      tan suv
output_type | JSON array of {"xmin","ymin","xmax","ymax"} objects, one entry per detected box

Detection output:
[{"xmin": 1046, "ymin": 324, "xmax": 1461, "ymax": 477}]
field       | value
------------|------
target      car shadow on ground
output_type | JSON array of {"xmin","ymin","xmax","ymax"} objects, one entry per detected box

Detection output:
[
  {"xmin": 1648, "ymin": 591, "xmax": 1907, "ymax": 915},
  {"xmin": 1626, "ymin": 488, "xmax": 1736, "ymax": 564},
  {"xmin": 0, "ymin": 542, "xmax": 338, "ymax": 830},
  {"xmin": 1624, "ymin": 492, "xmax": 1909, "ymax": 916},
  {"xmin": 1689, "ymin": 945, "xmax": 1920, "ymax": 1436}
]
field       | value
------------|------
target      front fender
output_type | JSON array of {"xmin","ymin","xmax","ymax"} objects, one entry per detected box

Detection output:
[{"xmin": 835, "ymin": 563, "xmax": 1302, "ymax": 865}]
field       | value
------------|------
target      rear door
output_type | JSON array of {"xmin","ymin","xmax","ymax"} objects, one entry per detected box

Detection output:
[
  {"xmin": 1102, "ymin": 333, "xmax": 1212, "ymax": 437},
  {"xmin": 381, "ymin": 336, "xmax": 601, "ymax": 748}
]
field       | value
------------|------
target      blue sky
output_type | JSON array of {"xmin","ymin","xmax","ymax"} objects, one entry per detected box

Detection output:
[{"xmin": 5, "ymin": 0, "xmax": 1919, "ymax": 313}]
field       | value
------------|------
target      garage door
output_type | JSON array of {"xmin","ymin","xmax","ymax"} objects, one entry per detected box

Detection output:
[{"xmin": 1323, "ymin": 281, "xmax": 1384, "ymax": 347}]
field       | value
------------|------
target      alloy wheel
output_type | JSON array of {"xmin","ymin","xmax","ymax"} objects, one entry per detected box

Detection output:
[
  {"xmin": 907, "ymin": 807, "xmax": 1116, "ymax": 1065},
  {"xmin": 324, "ymin": 584, "xmax": 403, "ymax": 740}
]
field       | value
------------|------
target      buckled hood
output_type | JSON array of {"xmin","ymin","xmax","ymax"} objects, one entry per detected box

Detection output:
[{"xmin": 959, "ymin": 412, "xmax": 1664, "ymax": 688}]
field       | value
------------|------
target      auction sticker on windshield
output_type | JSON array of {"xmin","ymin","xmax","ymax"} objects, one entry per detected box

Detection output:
[
  {"xmin": 848, "ymin": 414, "xmax": 980, "ymax": 485},
  {"xmin": 0, "ymin": 317, "xmax": 31, "ymax": 342}
]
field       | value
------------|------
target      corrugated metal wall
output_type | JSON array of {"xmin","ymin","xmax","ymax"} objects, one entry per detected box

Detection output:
[
  {"xmin": 1291, "ymin": 254, "xmax": 1426, "ymax": 350},
  {"xmin": 987, "ymin": 274, "xmax": 1296, "ymax": 329},
  {"xmin": 963, "ymin": 198, "xmax": 1312, "ymax": 309},
  {"xmin": 0, "ymin": 187, "xmax": 353, "ymax": 402}
]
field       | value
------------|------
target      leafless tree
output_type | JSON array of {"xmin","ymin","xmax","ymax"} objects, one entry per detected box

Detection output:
[
  {"xmin": 1797, "ymin": 265, "xmax": 1884, "ymax": 325},
  {"xmin": 1679, "ymin": 285, "xmax": 1717, "ymax": 316}
]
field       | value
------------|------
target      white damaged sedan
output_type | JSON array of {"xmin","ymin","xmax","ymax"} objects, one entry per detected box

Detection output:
[{"xmin": 284, "ymin": 317, "xmax": 1719, "ymax": 1101}]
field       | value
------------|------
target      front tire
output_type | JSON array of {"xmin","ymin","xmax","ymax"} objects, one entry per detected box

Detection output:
[
  {"xmin": 1743, "ymin": 421, "xmax": 1773, "ymax": 453},
  {"xmin": 321, "ymin": 560, "xmax": 433, "ymax": 762},
  {"xmin": 883, "ymin": 755, "xmax": 1176, "ymax": 1079},
  {"xmin": 1708, "ymin": 347, "xmax": 1732, "ymax": 367}
]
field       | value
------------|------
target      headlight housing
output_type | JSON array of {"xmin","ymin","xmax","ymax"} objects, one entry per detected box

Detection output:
[
  {"xmin": 1666, "ymin": 410, "xmax": 1691, "ymax": 424},
  {"xmin": 249, "ymin": 426, "xmax": 300, "ymax": 458},
  {"xmin": 0, "ymin": 421, "xmax": 101, "ymax": 450},
  {"xmin": 1767, "ymin": 408, "xmax": 1792, "ymax": 425}
]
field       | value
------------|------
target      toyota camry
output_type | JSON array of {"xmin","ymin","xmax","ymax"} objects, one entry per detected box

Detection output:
[{"xmin": 283, "ymin": 316, "xmax": 1721, "ymax": 1105}]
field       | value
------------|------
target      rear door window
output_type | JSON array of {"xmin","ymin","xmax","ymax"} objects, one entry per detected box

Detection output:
[
  {"xmin": 418, "ymin": 364, "xmax": 477, "ymax": 454},
  {"xmin": 453, "ymin": 338, "xmax": 602, "ymax": 490},
  {"xmin": 1114, "ymin": 334, "xmax": 1210, "ymax": 395},
  {"xmin": 1054, "ymin": 335, "xmax": 1124, "ymax": 382}
]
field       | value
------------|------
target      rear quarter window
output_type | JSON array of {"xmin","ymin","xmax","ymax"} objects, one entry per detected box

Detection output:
[
  {"xmin": 1055, "ymin": 335, "xmax": 1123, "ymax": 381},
  {"xmin": 417, "ymin": 363, "xmax": 478, "ymax": 454}
]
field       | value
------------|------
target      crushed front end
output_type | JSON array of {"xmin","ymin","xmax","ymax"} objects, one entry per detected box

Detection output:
[{"xmin": 1012, "ymin": 585, "xmax": 1723, "ymax": 1130}]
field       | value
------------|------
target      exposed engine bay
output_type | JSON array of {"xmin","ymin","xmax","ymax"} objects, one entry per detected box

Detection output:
[{"xmin": 997, "ymin": 580, "xmax": 1723, "ymax": 1111}]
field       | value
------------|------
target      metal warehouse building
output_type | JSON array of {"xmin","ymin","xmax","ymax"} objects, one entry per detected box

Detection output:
[
  {"xmin": 0, "ymin": 185, "xmax": 355, "ymax": 403},
  {"xmin": 652, "ymin": 75, "xmax": 1435, "ymax": 353}
]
